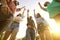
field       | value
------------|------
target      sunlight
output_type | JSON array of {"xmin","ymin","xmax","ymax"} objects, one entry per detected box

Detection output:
[
  {"xmin": 49, "ymin": 19, "xmax": 60, "ymax": 34},
  {"xmin": 15, "ymin": 0, "xmax": 60, "ymax": 39}
]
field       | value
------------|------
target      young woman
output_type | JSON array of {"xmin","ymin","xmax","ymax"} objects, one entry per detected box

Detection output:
[{"xmin": 33, "ymin": 9, "xmax": 52, "ymax": 40}]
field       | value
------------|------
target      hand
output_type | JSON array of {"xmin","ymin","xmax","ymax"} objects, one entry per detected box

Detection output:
[
  {"xmin": 33, "ymin": 9, "xmax": 35, "ymax": 14},
  {"xmin": 38, "ymin": 2, "xmax": 40, "ymax": 5},
  {"xmin": 33, "ymin": 9, "xmax": 35, "ymax": 12},
  {"xmin": 27, "ymin": 10, "xmax": 29, "ymax": 12},
  {"xmin": 22, "ymin": 6, "xmax": 25, "ymax": 9}
]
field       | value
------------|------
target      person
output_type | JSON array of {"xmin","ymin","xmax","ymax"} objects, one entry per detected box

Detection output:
[
  {"xmin": 38, "ymin": 0, "xmax": 60, "ymax": 25},
  {"xmin": 46, "ymin": 0, "xmax": 60, "ymax": 26},
  {"xmin": 38, "ymin": 1, "xmax": 60, "ymax": 40},
  {"xmin": 38, "ymin": 1, "xmax": 50, "ymax": 11},
  {"xmin": 26, "ymin": 10, "xmax": 36, "ymax": 40},
  {"xmin": 33, "ymin": 9, "xmax": 52, "ymax": 40},
  {"xmin": 0, "ymin": 0, "xmax": 14, "ymax": 34},
  {"xmin": 3, "ymin": 8, "xmax": 25, "ymax": 40}
]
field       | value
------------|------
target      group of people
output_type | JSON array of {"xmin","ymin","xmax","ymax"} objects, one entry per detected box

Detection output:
[
  {"xmin": 0, "ymin": 0, "xmax": 25, "ymax": 40},
  {"xmin": 0, "ymin": 0, "xmax": 60, "ymax": 40}
]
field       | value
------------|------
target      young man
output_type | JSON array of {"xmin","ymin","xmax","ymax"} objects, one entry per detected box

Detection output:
[
  {"xmin": 26, "ymin": 10, "xmax": 36, "ymax": 40},
  {"xmin": 33, "ymin": 9, "xmax": 52, "ymax": 40},
  {"xmin": 3, "ymin": 8, "xmax": 25, "ymax": 40}
]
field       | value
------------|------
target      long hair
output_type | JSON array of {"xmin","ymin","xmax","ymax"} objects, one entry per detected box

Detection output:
[{"xmin": 36, "ymin": 13, "xmax": 41, "ymax": 18}]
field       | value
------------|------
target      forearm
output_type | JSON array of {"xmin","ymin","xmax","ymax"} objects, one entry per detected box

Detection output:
[
  {"xmin": 16, "ymin": 6, "xmax": 25, "ymax": 11},
  {"xmin": 33, "ymin": 10, "xmax": 36, "ymax": 19},
  {"xmin": 27, "ymin": 12, "xmax": 29, "ymax": 18},
  {"xmin": 38, "ymin": 2, "xmax": 46, "ymax": 11},
  {"xmin": 39, "ymin": 5, "xmax": 46, "ymax": 11}
]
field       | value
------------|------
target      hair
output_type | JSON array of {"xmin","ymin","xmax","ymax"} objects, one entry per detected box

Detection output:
[
  {"xmin": 44, "ymin": 1, "xmax": 50, "ymax": 7},
  {"xmin": 13, "ymin": 0, "xmax": 19, "ymax": 6},
  {"xmin": 29, "ymin": 16, "xmax": 32, "ymax": 19},
  {"xmin": 36, "ymin": 13, "xmax": 41, "ymax": 18}
]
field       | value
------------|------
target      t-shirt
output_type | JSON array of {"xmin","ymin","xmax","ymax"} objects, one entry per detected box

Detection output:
[
  {"xmin": 35, "ymin": 17, "xmax": 48, "ymax": 26},
  {"xmin": 27, "ymin": 17, "xmax": 35, "ymax": 28},
  {"xmin": 46, "ymin": 0, "xmax": 60, "ymax": 18},
  {"xmin": 34, "ymin": 14, "xmax": 47, "ymax": 25}
]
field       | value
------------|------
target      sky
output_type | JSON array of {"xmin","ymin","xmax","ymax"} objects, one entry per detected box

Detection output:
[{"xmin": 15, "ymin": 0, "xmax": 53, "ymax": 39}]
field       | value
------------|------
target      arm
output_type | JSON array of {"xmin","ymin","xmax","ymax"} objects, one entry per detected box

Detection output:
[
  {"xmin": 38, "ymin": 2, "xmax": 46, "ymax": 11},
  {"xmin": 6, "ymin": 0, "xmax": 13, "ymax": 13},
  {"xmin": 27, "ymin": 10, "xmax": 29, "ymax": 18},
  {"xmin": 21, "ymin": 8, "xmax": 26, "ymax": 18},
  {"xmin": 33, "ymin": 9, "xmax": 36, "ymax": 18},
  {"xmin": 16, "ymin": 6, "xmax": 25, "ymax": 11}
]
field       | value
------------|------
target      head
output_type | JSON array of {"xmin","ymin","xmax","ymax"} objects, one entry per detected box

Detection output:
[
  {"xmin": 13, "ymin": 0, "xmax": 19, "ymax": 6},
  {"xmin": 44, "ymin": 1, "xmax": 50, "ymax": 7},
  {"xmin": 17, "ymin": 13, "xmax": 22, "ymax": 17},
  {"xmin": 36, "ymin": 13, "xmax": 41, "ymax": 18},
  {"xmin": 29, "ymin": 16, "xmax": 32, "ymax": 19}
]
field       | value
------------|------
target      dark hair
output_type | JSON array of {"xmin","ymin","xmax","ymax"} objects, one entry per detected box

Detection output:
[
  {"xmin": 36, "ymin": 13, "xmax": 41, "ymax": 18},
  {"xmin": 44, "ymin": 1, "xmax": 50, "ymax": 7},
  {"xmin": 13, "ymin": 0, "xmax": 19, "ymax": 6}
]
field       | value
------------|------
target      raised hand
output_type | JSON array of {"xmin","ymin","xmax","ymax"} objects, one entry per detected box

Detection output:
[
  {"xmin": 38, "ymin": 2, "xmax": 46, "ymax": 11},
  {"xmin": 38, "ymin": 2, "xmax": 40, "ymax": 6},
  {"xmin": 16, "ymin": 6, "xmax": 25, "ymax": 11},
  {"xmin": 27, "ymin": 9, "xmax": 29, "ymax": 17},
  {"xmin": 22, "ymin": 7, "xmax": 26, "ymax": 14},
  {"xmin": 21, "ymin": 6, "xmax": 25, "ymax": 9},
  {"xmin": 33, "ymin": 9, "xmax": 35, "ymax": 14},
  {"xmin": 33, "ymin": 9, "xmax": 35, "ymax": 12},
  {"xmin": 27, "ymin": 9, "xmax": 29, "ymax": 12}
]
